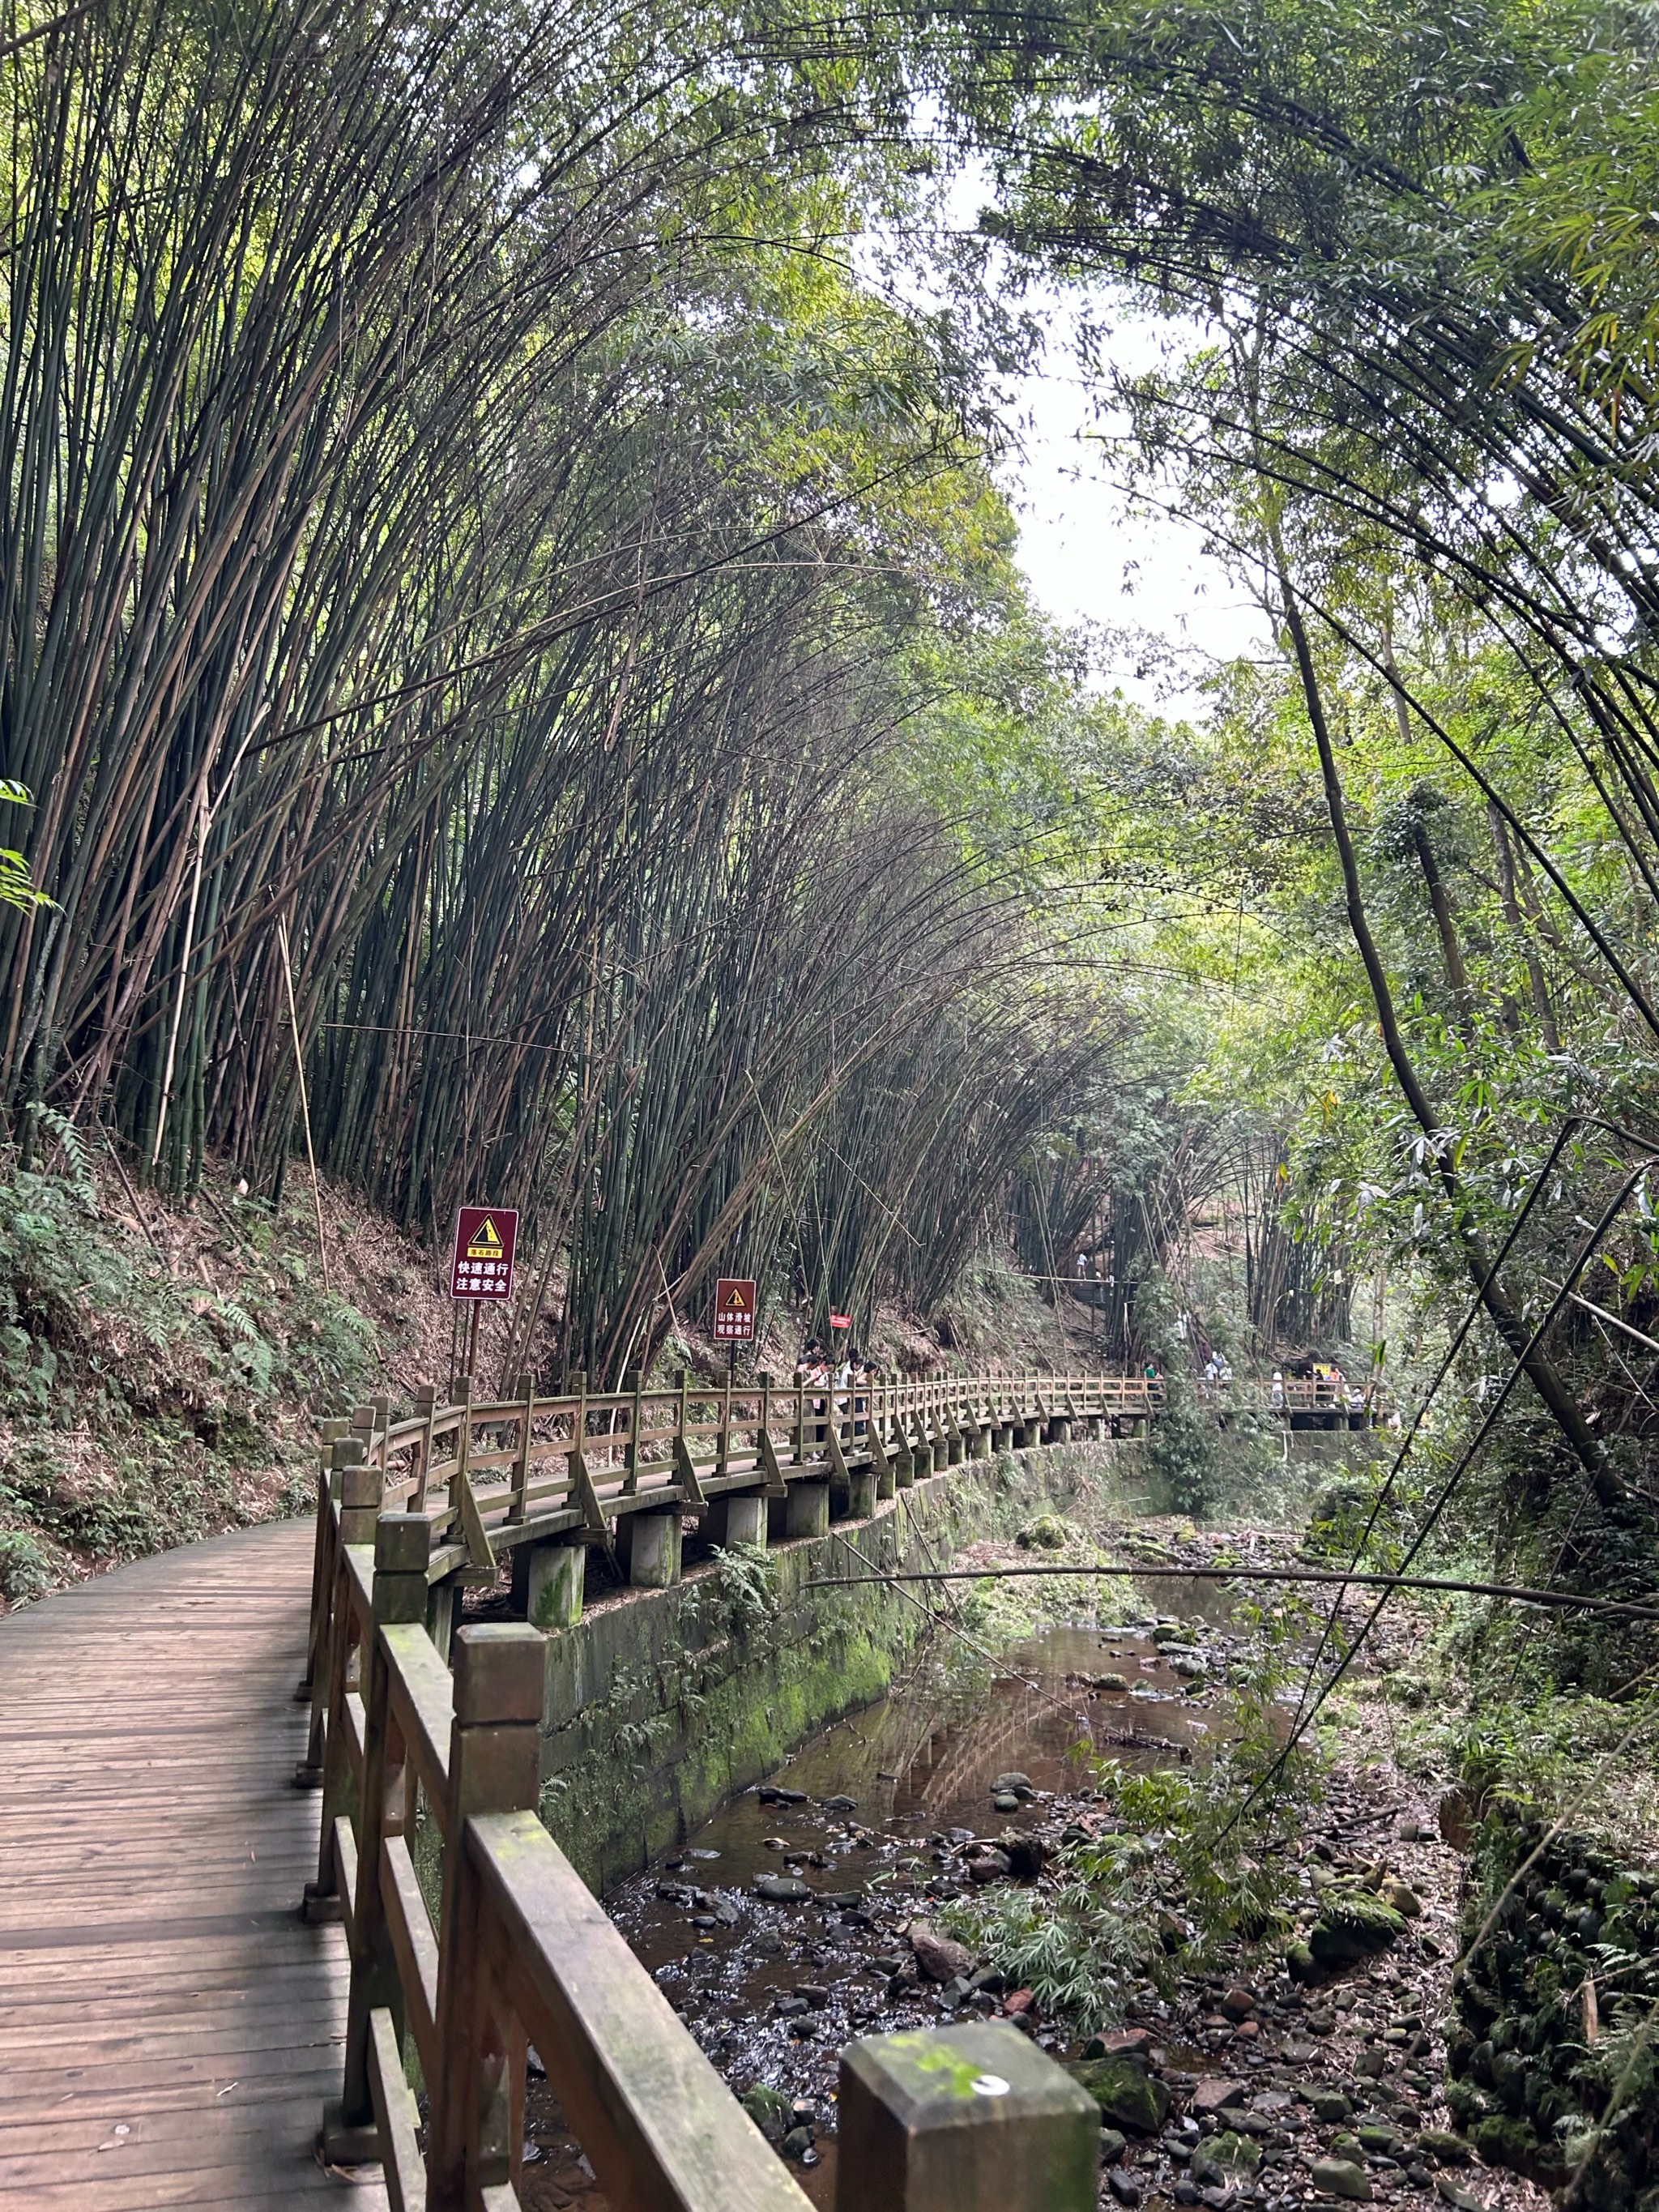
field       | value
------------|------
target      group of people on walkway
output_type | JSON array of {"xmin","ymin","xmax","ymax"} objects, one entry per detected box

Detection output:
[{"xmin": 798, "ymin": 1335, "xmax": 868, "ymax": 1436}]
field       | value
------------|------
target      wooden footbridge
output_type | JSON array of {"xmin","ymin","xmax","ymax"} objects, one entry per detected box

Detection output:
[{"xmin": 0, "ymin": 1364, "xmax": 1262, "ymax": 2210}]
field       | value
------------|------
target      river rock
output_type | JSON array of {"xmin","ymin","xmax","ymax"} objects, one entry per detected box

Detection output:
[
  {"xmin": 908, "ymin": 1919, "xmax": 974, "ymax": 1982},
  {"xmin": 1098, "ymin": 2126, "xmax": 1128, "ymax": 2163},
  {"xmin": 756, "ymin": 1874, "xmax": 809, "ymax": 1902},
  {"xmin": 1307, "ymin": 1885, "xmax": 1407, "ymax": 1965},
  {"xmin": 1085, "ymin": 2027, "xmax": 1155, "ymax": 2060},
  {"xmin": 1218, "ymin": 1984, "xmax": 1256, "ymax": 2021},
  {"xmin": 821, "ymin": 1793, "xmax": 857, "ymax": 1810},
  {"xmin": 992, "ymin": 1791, "xmax": 1020, "ymax": 1813},
  {"xmin": 992, "ymin": 1770, "xmax": 1034, "ymax": 1796},
  {"xmin": 758, "ymin": 1785, "xmax": 808, "ymax": 1804},
  {"xmin": 1004, "ymin": 1832, "xmax": 1048, "ymax": 1879},
  {"xmin": 1357, "ymin": 2120, "xmax": 1406, "ymax": 2156},
  {"xmin": 967, "ymin": 1849, "xmax": 1011, "ymax": 1882},
  {"xmin": 1193, "ymin": 2132, "xmax": 1259, "ymax": 2184},
  {"xmin": 1309, "ymin": 2090, "xmax": 1352, "ymax": 2123},
  {"xmin": 1107, "ymin": 2169, "xmax": 1143, "ymax": 2206},
  {"xmin": 1417, "ymin": 2129, "xmax": 1472, "ymax": 2164},
  {"xmin": 1312, "ymin": 2158, "xmax": 1373, "ymax": 2200},
  {"xmin": 1192, "ymin": 2077, "xmax": 1248, "ymax": 2116},
  {"xmin": 1068, "ymin": 2056, "xmax": 1171, "ymax": 2135},
  {"xmin": 743, "ymin": 2085, "xmax": 791, "ymax": 2142},
  {"xmin": 1379, "ymin": 1875, "xmax": 1422, "ymax": 1917},
  {"xmin": 1435, "ymin": 2181, "xmax": 1487, "ymax": 2211}
]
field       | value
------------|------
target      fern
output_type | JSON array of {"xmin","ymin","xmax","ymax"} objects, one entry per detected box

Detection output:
[
  {"xmin": 24, "ymin": 1104, "xmax": 96, "ymax": 1200},
  {"xmin": 711, "ymin": 1541, "xmax": 779, "ymax": 1632}
]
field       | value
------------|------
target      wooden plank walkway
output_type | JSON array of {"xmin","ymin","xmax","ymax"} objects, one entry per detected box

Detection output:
[{"xmin": 0, "ymin": 1518, "xmax": 386, "ymax": 2209}]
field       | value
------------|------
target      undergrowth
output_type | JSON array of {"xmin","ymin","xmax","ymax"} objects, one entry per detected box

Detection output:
[
  {"xmin": 0, "ymin": 1148, "xmax": 378, "ymax": 1601},
  {"xmin": 946, "ymin": 1599, "xmax": 1324, "ymax": 2025}
]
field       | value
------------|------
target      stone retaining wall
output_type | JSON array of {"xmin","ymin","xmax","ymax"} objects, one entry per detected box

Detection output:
[{"xmin": 537, "ymin": 1439, "xmax": 1144, "ymax": 1893}]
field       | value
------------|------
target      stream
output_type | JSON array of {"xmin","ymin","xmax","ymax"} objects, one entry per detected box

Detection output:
[{"xmin": 521, "ymin": 1578, "xmax": 1244, "ymax": 2210}]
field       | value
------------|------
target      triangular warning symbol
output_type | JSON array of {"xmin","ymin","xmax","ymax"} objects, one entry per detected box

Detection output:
[
  {"xmin": 723, "ymin": 1284, "xmax": 749, "ymax": 1309},
  {"xmin": 466, "ymin": 1216, "xmax": 505, "ymax": 1258}
]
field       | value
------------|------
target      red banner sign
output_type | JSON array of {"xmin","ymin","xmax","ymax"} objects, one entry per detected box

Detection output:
[
  {"xmin": 830, "ymin": 1312, "xmax": 852, "ymax": 1330},
  {"xmin": 450, "ymin": 1206, "xmax": 518, "ymax": 1300},
  {"xmin": 714, "ymin": 1277, "xmax": 756, "ymax": 1342}
]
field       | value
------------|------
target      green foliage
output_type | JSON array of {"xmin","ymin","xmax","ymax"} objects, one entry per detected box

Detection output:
[
  {"xmin": 0, "ymin": 1528, "xmax": 53, "ymax": 1603},
  {"xmin": 950, "ymin": 1604, "xmax": 1321, "ymax": 2022},
  {"xmin": 0, "ymin": 1155, "xmax": 377, "ymax": 1591},
  {"xmin": 0, "ymin": 783, "xmax": 49, "ymax": 913},
  {"xmin": 710, "ymin": 1544, "xmax": 781, "ymax": 1635}
]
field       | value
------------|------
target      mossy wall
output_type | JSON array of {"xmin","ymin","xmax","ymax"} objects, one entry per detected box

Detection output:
[{"xmin": 538, "ymin": 1439, "xmax": 1143, "ymax": 1893}]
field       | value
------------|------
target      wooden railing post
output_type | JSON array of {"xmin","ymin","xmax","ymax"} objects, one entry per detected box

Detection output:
[
  {"xmin": 428, "ymin": 1623, "xmax": 546, "ymax": 2211},
  {"xmin": 410, "ymin": 1381, "xmax": 438, "ymax": 1510},
  {"xmin": 296, "ymin": 1416, "xmax": 350, "ymax": 1784},
  {"xmin": 305, "ymin": 1439, "xmax": 377, "ymax": 1918},
  {"xmin": 837, "ymin": 2024, "xmax": 1097, "ymax": 2211},
  {"xmin": 298, "ymin": 1414, "xmax": 350, "ymax": 1703},
  {"xmin": 449, "ymin": 1373, "xmax": 475, "ymax": 1532},
  {"xmin": 622, "ymin": 1369, "xmax": 644, "ymax": 1494},
  {"xmin": 326, "ymin": 1512, "xmax": 433, "ymax": 2164},
  {"xmin": 508, "ymin": 1371, "xmax": 535, "ymax": 1524}
]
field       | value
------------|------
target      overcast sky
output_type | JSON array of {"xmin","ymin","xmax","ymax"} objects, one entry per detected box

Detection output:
[{"xmin": 996, "ymin": 296, "xmax": 1272, "ymax": 720}]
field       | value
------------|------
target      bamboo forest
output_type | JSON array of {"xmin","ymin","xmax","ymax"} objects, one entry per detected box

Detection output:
[{"xmin": 2, "ymin": 1, "xmax": 1658, "ymax": 2209}]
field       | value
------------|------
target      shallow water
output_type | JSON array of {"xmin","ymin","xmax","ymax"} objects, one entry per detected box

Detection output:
[{"xmin": 519, "ymin": 1595, "xmax": 1235, "ymax": 2209}]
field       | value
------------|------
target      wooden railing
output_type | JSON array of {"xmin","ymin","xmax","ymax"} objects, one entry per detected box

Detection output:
[
  {"xmin": 296, "ymin": 1366, "xmax": 1149, "ymax": 1785},
  {"xmin": 300, "ymin": 1467, "xmax": 1102, "ymax": 2206}
]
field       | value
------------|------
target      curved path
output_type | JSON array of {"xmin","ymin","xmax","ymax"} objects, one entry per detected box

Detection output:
[{"xmin": 0, "ymin": 1520, "xmax": 383, "ymax": 2209}]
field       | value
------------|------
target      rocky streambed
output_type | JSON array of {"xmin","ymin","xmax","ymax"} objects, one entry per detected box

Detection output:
[{"xmin": 517, "ymin": 1542, "xmax": 1636, "ymax": 2212}]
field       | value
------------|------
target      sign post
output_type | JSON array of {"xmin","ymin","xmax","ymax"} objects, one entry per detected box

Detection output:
[{"xmin": 449, "ymin": 1206, "xmax": 519, "ymax": 1387}]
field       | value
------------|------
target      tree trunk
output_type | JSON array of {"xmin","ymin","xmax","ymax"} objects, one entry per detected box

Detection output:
[{"xmin": 1275, "ymin": 570, "xmax": 1619, "ymax": 1504}]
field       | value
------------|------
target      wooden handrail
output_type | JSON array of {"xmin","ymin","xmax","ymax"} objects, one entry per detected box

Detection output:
[{"xmin": 297, "ymin": 1388, "xmax": 1163, "ymax": 2206}]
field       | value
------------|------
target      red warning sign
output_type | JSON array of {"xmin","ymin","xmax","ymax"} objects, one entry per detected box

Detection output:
[
  {"xmin": 714, "ymin": 1277, "xmax": 756, "ymax": 1342},
  {"xmin": 449, "ymin": 1206, "xmax": 518, "ymax": 1301}
]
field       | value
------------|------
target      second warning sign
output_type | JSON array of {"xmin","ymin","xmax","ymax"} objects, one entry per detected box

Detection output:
[{"xmin": 450, "ymin": 1206, "xmax": 518, "ymax": 1300}]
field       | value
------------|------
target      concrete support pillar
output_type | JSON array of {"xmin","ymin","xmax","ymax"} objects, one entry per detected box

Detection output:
[
  {"xmin": 971, "ymin": 1423, "xmax": 992, "ymax": 1460},
  {"xmin": 783, "ymin": 1479, "xmax": 830, "ymax": 1540},
  {"xmin": 704, "ymin": 1492, "xmax": 767, "ymax": 1549},
  {"xmin": 510, "ymin": 1537, "xmax": 584, "ymax": 1631},
  {"xmin": 622, "ymin": 1510, "xmax": 682, "ymax": 1588},
  {"xmin": 891, "ymin": 1443, "xmax": 915, "ymax": 1491},
  {"xmin": 946, "ymin": 1428, "xmax": 966, "ymax": 1467},
  {"xmin": 1086, "ymin": 1415, "xmax": 1105, "ymax": 1442},
  {"xmin": 931, "ymin": 1438, "xmax": 949, "ymax": 1473},
  {"xmin": 1049, "ymin": 1418, "xmax": 1072, "ymax": 1445},
  {"xmin": 829, "ymin": 1466, "xmax": 852, "ymax": 1519},
  {"xmin": 876, "ymin": 1458, "xmax": 898, "ymax": 1501},
  {"xmin": 847, "ymin": 1467, "xmax": 878, "ymax": 1519}
]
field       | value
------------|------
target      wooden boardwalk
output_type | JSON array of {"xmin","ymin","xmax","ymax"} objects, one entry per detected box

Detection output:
[{"xmin": 0, "ymin": 1519, "xmax": 385, "ymax": 2210}]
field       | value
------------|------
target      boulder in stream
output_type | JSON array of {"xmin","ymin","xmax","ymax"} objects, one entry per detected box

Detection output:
[
  {"xmin": 907, "ymin": 1918, "xmax": 975, "ymax": 1983},
  {"xmin": 1067, "ymin": 2055, "xmax": 1171, "ymax": 2136}
]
